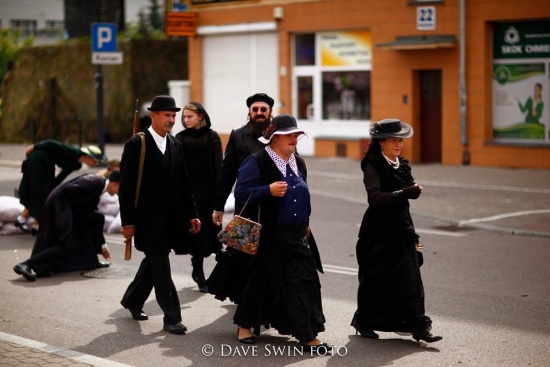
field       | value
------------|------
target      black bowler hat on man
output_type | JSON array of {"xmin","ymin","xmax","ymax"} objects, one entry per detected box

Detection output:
[
  {"xmin": 369, "ymin": 118, "xmax": 414, "ymax": 139},
  {"xmin": 246, "ymin": 93, "xmax": 275, "ymax": 108},
  {"xmin": 147, "ymin": 95, "xmax": 181, "ymax": 112}
]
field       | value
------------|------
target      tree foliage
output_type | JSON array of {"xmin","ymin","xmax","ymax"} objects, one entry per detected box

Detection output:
[
  {"xmin": 0, "ymin": 29, "xmax": 34, "ymax": 95},
  {"xmin": 121, "ymin": 0, "xmax": 166, "ymax": 39}
]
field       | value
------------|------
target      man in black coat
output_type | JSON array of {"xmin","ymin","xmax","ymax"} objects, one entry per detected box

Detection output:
[
  {"xmin": 13, "ymin": 171, "xmax": 120, "ymax": 281},
  {"xmin": 212, "ymin": 93, "xmax": 274, "ymax": 224},
  {"xmin": 206, "ymin": 93, "xmax": 273, "ymax": 304},
  {"xmin": 119, "ymin": 95, "xmax": 201, "ymax": 335}
]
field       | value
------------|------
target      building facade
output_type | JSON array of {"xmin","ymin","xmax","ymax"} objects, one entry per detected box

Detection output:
[
  {"xmin": 180, "ymin": 0, "xmax": 550, "ymax": 168},
  {"xmin": 0, "ymin": 0, "xmax": 151, "ymax": 45}
]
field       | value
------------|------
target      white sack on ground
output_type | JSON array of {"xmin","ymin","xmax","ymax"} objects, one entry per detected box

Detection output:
[{"xmin": 0, "ymin": 196, "xmax": 24, "ymax": 223}]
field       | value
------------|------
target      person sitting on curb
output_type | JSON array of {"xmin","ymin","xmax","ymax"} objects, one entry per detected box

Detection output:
[{"xmin": 13, "ymin": 170, "xmax": 120, "ymax": 281}]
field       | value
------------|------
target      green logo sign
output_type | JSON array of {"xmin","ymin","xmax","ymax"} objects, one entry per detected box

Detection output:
[{"xmin": 493, "ymin": 21, "xmax": 550, "ymax": 59}]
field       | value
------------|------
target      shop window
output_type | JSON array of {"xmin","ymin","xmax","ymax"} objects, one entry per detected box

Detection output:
[
  {"xmin": 295, "ymin": 34, "xmax": 315, "ymax": 66},
  {"xmin": 293, "ymin": 31, "xmax": 372, "ymax": 122},
  {"xmin": 322, "ymin": 71, "xmax": 371, "ymax": 120},
  {"xmin": 297, "ymin": 76, "xmax": 313, "ymax": 120}
]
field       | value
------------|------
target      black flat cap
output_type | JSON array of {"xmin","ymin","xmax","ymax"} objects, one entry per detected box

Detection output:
[{"xmin": 246, "ymin": 93, "xmax": 274, "ymax": 108}]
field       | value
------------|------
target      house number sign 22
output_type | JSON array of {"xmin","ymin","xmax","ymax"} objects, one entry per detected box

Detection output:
[{"xmin": 417, "ymin": 6, "xmax": 436, "ymax": 31}]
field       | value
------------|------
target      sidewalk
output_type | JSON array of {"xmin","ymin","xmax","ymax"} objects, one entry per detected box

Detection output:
[{"xmin": 0, "ymin": 332, "xmax": 130, "ymax": 367}]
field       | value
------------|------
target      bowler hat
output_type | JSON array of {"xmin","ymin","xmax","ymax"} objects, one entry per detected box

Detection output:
[
  {"xmin": 80, "ymin": 145, "xmax": 105, "ymax": 163},
  {"xmin": 246, "ymin": 93, "xmax": 274, "ymax": 108},
  {"xmin": 147, "ymin": 95, "xmax": 181, "ymax": 112},
  {"xmin": 107, "ymin": 169, "xmax": 120, "ymax": 182},
  {"xmin": 369, "ymin": 118, "xmax": 413, "ymax": 139},
  {"xmin": 258, "ymin": 114, "xmax": 309, "ymax": 144}
]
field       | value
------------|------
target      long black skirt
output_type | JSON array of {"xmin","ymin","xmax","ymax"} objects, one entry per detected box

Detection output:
[
  {"xmin": 205, "ymin": 248, "xmax": 254, "ymax": 304},
  {"xmin": 233, "ymin": 225, "xmax": 326, "ymax": 343},
  {"xmin": 353, "ymin": 235, "xmax": 425, "ymax": 333}
]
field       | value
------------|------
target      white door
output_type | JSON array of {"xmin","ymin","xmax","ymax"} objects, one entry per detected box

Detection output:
[{"xmin": 203, "ymin": 32, "xmax": 278, "ymax": 134}]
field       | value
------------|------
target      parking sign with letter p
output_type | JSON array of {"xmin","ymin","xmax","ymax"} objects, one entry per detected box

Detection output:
[{"xmin": 92, "ymin": 23, "xmax": 117, "ymax": 52}]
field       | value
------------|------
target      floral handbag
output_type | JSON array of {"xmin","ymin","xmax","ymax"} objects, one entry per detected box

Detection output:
[{"xmin": 217, "ymin": 194, "xmax": 261, "ymax": 256}]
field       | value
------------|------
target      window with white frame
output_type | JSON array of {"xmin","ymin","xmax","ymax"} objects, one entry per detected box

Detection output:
[
  {"xmin": 293, "ymin": 31, "xmax": 372, "ymax": 122},
  {"xmin": 10, "ymin": 20, "xmax": 37, "ymax": 36}
]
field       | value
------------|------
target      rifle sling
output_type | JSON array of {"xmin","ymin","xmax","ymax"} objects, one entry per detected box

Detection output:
[{"xmin": 134, "ymin": 132, "xmax": 145, "ymax": 209}]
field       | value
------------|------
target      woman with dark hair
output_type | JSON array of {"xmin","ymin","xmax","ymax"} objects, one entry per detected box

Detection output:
[
  {"xmin": 175, "ymin": 102, "xmax": 223, "ymax": 292},
  {"xmin": 517, "ymin": 83, "xmax": 544, "ymax": 124},
  {"xmin": 351, "ymin": 118, "xmax": 442, "ymax": 344}
]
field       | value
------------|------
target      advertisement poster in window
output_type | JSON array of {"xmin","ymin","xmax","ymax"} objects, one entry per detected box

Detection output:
[
  {"xmin": 492, "ymin": 21, "xmax": 550, "ymax": 142},
  {"xmin": 319, "ymin": 31, "xmax": 372, "ymax": 120},
  {"xmin": 320, "ymin": 31, "xmax": 372, "ymax": 67}
]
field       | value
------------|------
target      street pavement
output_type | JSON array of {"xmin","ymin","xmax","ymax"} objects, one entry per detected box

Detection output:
[{"xmin": 0, "ymin": 143, "xmax": 549, "ymax": 366}]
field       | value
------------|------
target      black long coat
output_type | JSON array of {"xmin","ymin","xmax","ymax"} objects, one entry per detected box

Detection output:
[
  {"xmin": 118, "ymin": 129, "xmax": 198, "ymax": 255},
  {"xmin": 18, "ymin": 139, "xmax": 83, "ymax": 219},
  {"xmin": 213, "ymin": 122, "xmax": 265, "ymax": 220},
  {"xmin": 354, "ymin": 151, "xmax": 425, "ymax": 333},
  {"xmin": 175, "ymin": 126, "xmax": 223, "ymax": 257},
  {"xmin": 30, "ymin": 173, "xmax": 106, "ymax": 273}
]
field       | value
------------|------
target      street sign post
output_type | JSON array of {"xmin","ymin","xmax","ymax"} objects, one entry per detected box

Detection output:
[
  {"xmin": 91, "ymin": 23, "xmax": 123, "ymax": 64},
  {"xmin": 91, "ymin": 22, "xmax": 123, "ymax": 158}
]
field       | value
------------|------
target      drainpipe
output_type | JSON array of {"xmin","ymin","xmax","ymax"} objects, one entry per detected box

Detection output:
[{"xmin": 459, "ymin": 0, "xmax": 470, "ymax": 165}]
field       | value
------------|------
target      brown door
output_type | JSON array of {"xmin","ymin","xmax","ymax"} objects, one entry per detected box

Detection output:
[{"xmin": 419, "ymin": 70, "xmax": 442, "ymax": 162}]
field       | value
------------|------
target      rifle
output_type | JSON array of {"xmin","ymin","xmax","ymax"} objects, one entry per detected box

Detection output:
[{"xmin": 124, "ymin": 99, "xmax": 139, "ymax": 261}]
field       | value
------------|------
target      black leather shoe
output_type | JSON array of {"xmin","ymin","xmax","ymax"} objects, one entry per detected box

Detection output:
[
  {"xmin": 13, "ymin": 263, "xmax": 36, "ymax": 281},
  {"xmin": 351, "ymin": 317, "xmax": 379, "ymax": 339},
  {"xmin": 164, "ymin": 322, "xmax": 187, "ymax": 334},
  {"xmin": 14, "ymin": 219, "xmax": 31, "ymax": 234},
  {"xmin": 97, "ymin": 262, "xmax": 110, "ymax": 268},
  {"xmin": 237, "ymin": 328, "xmax": 256, "ymax": 344},
  {"xmin": 120, "ymin": 301, "xmax": 148, "ymax": 320},
  {"xmin": 300, "ymin": 343, "xmax": 333, "ymax": 354},
  {"xmin": 193, "ymin": 276, "xmax": 209, "ymax": 293}
]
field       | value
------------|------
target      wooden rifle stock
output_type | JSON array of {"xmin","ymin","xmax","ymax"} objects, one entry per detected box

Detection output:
[{"xmin": 124, "ymin": 99, "xmax": 139, "ymax": 261}]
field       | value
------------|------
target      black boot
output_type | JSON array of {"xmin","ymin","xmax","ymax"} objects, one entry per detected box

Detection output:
[
  {"xmin": 191, "ymin": 256, "xmax": 209, "ymax": 293},
  {"xmin": 412, "ymin": 316, "xmax": 442, "ymax": 344}
]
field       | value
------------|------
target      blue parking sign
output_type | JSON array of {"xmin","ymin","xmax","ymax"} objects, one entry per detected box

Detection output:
[{"xmin": 92, "ymin": 23, "xmax": 117, "ymax": 52}]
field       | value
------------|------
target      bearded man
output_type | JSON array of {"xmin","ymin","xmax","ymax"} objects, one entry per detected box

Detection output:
[
  {"xmin": 212, "ymin": 93, "xmax": 274, "ymax": 223},
  {"xmin": 207, "ymin": 93, "xmax": 274, "ymax": 304}
]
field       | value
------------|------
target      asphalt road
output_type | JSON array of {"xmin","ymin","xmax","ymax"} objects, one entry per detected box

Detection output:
[{"xmin": 0, "ymin": 154, "xmax": 549, "ymax": 366}]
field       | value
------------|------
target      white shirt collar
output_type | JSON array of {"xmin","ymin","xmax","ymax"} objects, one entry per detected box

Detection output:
[
  {"xmin": 148, "ymin": 126, "xmax": 167, "ymax": 154},
  {"xmin": 265, "ymin": 146, "xmax": 299, "ymax": 177}
]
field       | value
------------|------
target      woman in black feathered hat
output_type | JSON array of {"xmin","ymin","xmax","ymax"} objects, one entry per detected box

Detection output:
[
  {"xmin": 175, "ymin": 102, "xmax": 223, "ymax": 293},
  {"xmin": 351, "ymin": 118, "xmax": 442, "ymax": 344}
]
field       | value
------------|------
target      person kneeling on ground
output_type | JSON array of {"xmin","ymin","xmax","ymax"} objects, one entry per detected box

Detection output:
[{"xmin": 13, "ymin": 171, "xmax": 120, "ymax": 281}]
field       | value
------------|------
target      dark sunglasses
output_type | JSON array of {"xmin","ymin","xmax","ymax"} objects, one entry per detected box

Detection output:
[{"xmin": 251, "ymin": 106, "xmax": 269, "ymax": 113}]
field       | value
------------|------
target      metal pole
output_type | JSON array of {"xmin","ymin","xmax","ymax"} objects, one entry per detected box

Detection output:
[
  {"xmin": 95, "ymin": 64, "xmax": 105, "ymax": 155},
  {"xmin": 459, "ymin": 0, "xmax": 470, "ymax": 165},
  {"xmin": 78, "ymin": 117, "xmax": 83, "ymax": 148}
]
